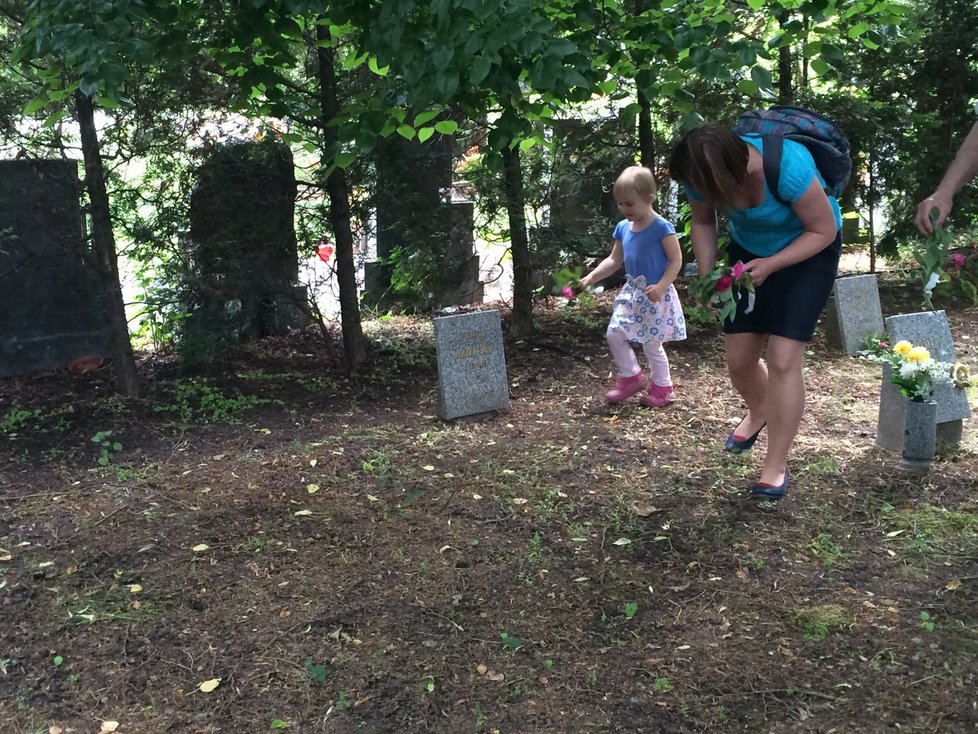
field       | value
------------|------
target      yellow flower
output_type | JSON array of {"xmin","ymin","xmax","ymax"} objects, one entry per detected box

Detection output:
[
  {"xmin": 893, "ymin": 340, "xmax": 913, "ymax": 356},
  {"xmin": 907, "ymin": 346, "xmax": 931, "ymax": 363}
]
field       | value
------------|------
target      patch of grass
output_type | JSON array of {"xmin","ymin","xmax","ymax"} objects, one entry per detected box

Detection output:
[
  {"xmin": 790, "ymin": 604, "xmax": 851, "ymax": 642},
  {"xmin": 880, "ymin": 504, "xmax": 978, "ymax": 564},
  {"xmin": 808, "ymin": 532, "xmax": 851, "ymax": 567},
  {"xmin": 154, "ymin": 378, "xmax": 280, "ymax": 427}
]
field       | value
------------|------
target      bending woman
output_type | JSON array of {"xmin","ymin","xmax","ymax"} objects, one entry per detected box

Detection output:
[{"xmin": 669, "ymin": 124, "xmax": 842, "ymax": 500}]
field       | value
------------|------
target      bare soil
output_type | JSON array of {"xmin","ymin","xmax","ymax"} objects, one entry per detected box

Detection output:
[{"xmin": 2, "ymin": 273, "xmax": 977, "ymax": 734}]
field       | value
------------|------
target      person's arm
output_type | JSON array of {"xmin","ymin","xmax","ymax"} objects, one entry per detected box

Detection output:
[
  {"xmin": 689, "ymin": 200, "xmax": 719, "ymax": 276},
  {"xmin": 916, "ymin": 120, "xmax": 978, "ymax": 235},
  {"xmin": 742, "ymin": 179, "xmax": 836, "ymax": 286},
  {"xmin": 646, "ymin": 234, "xmax": 682, "ymax": 302},
  {"xmin": 580, "ymin": 240, "xmax": 624, "ymax": 289}
]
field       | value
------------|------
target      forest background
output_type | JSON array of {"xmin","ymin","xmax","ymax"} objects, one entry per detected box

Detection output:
[{"xmin": 1, "ymin": 0, "xmax": 977, "ymax": 393}]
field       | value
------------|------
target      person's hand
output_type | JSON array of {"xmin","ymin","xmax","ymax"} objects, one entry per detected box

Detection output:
[
  {"xmin": 915, "ymin": 190, "xmax": 953, "ymax": 235},
  {"xmin": 743, "ymin": 257, "xmax": 777, "ymax": 287},
  {"xmin": 645, "ymin": 283, "xmax": 666, "ymax": 302}
]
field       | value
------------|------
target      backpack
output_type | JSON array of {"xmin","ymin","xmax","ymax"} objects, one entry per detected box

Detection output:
[{"xmin": 732, "ymin": 105, "xmax": 851, "ymax": 205}]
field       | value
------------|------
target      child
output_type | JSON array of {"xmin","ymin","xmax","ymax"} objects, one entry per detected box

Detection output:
[{"xmin": 579, "ymin": 165, "xmax": 686, "ymax": 406}]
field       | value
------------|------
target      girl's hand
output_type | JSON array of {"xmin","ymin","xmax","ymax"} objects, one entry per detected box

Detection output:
[{"xmin": 645, "ymin": 283, "xmax": 666, "ymax": 302}]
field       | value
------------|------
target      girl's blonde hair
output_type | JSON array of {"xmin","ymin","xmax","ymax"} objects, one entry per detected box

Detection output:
[
  {"xmin": 668, "ymin": 124, "xmax": 749, "ymax": 210},
  {"xmin": 613, "ymin": 165, "xmax": 658, "ymax": 202}
]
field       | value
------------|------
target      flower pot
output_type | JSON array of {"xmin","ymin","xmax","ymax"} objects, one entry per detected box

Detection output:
[{"xmin": 899, "ymin": 398, "xmax": 938, "ymax": 472}]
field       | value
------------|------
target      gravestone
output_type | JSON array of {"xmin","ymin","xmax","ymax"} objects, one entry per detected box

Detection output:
[
  {"xmin": 0, "ymin": 160, "xmax": 111, "ymax": 377},
  {"xmin": 824, "ymin": 274, "xmax": 884, "ymax": 355},
  {"xmin": 434, "ymin": 310, "xmax": 509, "ymax": 420},
  {"xmin": 876, "ymin": 310, "xmax": 971, "ymax": 451}
]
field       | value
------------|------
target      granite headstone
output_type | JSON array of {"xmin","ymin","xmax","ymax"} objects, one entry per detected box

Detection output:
[
  {"xmin": 824, "ymin": 274, "xmax": 884, "ymax": 355},
  {"xmin": 876, "ymin": 310, "xmax": 971, "ymax": 451},
  {"xmin": 434, "ymin": 310, "xmax": 509, "ymax": 420}
]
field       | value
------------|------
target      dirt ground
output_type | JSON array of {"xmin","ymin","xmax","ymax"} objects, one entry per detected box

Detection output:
[{"xmin": 2, "ymin": 273, "xmax": 977, "ymax": 734}]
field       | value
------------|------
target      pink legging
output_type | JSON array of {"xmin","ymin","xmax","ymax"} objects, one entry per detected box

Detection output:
[{"xmin": 606, "ymin": 328, "xmax": 672, "ymax": 386}]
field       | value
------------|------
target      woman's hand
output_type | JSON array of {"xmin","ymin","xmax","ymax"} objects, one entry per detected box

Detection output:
[{"xmin": 743, "ymin": 257, "xmax": 777, "ymax": 287}]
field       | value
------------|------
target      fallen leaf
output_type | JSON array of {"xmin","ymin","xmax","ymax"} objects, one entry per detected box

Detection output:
[
  {"xmin": 100, "ymin": 722, "xmax": 120, "ymax": 733},
  {"xmin": 612, "ymin": 538, "xmax": 632, "ymax": 546},
  {"xmin": 946, "ymin": 579, "xmax": 961, "ymax": 591},
  {"xmin": 367, "ymin": 495, "xmax": 380, "ymax": 502},
  {"xmin": 309, "ymin": 459, "xmax": 318, "ymax": 467},
  {"xmin": 293, "ymin": 510, "xmax": 312, "ymax": 516},
  {"xmin": 49, "ymin": 726, "xmax": 64, "ymax": 734},
  {"xmin": 630, "ymin": 503, "xmax": 660, "ymax": 517},
  {"xmin": 198, "ymin": 678, "xmax": 221, "ymax": 693},
  {"xmin": 307, "ymin": 483, "xmax": 320, "ymax": 494},
  {"xmin": 192, "ymin": 544, "xmax": 209, "ymax": 552},
  {"xmin": 0, "ymin": 554, "xmax": 11, "ymax": 562},
  {"xmin": 476, "ymin": 663, "xmax": 488, "ymax": 675},
  {"xmin": 486, "ymin": 671, "xmax": 505, "ymax": 681},
  {"xmin": 422, "ymin": 465, "xmax": 435, "ymax": 471},
  {"xmin": 212, "ymin": 454, "xmax": 225, "ymax": 461},
  {"xmin": 129, "ymin": 584, "xmax": 143, "ymax": 593}
]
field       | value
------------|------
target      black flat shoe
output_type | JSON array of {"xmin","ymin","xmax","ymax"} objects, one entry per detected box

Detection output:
[
  {"xmin": 751, "ymin": 470, "xmax": 790, "ymax": 500},
  {"xmin": 724, "ymin": 422, "xmax": 765, "ymax": 453}
]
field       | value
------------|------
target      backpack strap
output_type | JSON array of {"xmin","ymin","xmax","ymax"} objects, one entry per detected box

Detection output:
[{"xmin": 761, "ymin": 135, "xmax": 789, "ymax": 206}]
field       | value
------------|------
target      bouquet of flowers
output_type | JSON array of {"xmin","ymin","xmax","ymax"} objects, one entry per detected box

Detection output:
[
  {"xmin": 859, "ymin": 334, "xmax": 972, "ymax": 401},
  {"xmin": 688, "ymin": 260, "xmax": 755, "ymax": 324},
  {"xmin": 552, "ymin": 266, "xmax": 603, "ymax": 302},
  {"xmin": 915, "ymin": 209, "xmax": 953, "ymax": 307}
]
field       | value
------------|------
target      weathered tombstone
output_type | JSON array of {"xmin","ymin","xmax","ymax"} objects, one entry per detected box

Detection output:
[
  {"xmin": 0, "ymin": 160, "xmax": 111, "ymax": 377},
  {"xmin": 823, "ymin": 274, "xmax": 884, "ymax": 355},
  {"xmin": 876, "ymin": 311, "xmax": 971, "ymax": 451},
  {"xmin": 434, "ymin": 310, "xmax": 509, "ymax": 420},
  {"xmin": 184, "ymin": 141, "xmax": 305, "ymax": 370}
]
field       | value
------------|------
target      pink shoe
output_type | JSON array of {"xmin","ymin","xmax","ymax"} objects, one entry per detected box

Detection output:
[
  {"xmin": 605, "ymin": 374, "xmax": 645, "ymax": 403},
  {"xmin": 639, "ymin": 382, "xmax": 676, "ymax": 407}
]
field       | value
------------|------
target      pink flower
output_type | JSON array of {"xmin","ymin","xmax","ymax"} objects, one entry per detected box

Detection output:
[
  {"xmin": 730, "ymin": 261, "xmax": 747, "ymax": 279},
  {"xmin": 949, "ymin": 252, "xmax": 967, "ymax": 269},
  {"xmin": 562, "ymin": 286, "xmax": 575, "ymax": 299},
  {"xmin": 716, "ymin": 275, "xmax": 734, "ymax": 292}
]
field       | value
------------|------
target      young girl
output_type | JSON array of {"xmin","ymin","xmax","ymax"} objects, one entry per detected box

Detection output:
[{"xmin": 579, "ymin": 165, "xmax": 686, "ymax": 406}]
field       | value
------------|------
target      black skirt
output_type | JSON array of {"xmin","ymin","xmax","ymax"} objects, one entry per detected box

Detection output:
[{"xmin": 723, "ymin": 232, "xmax": 841, "ymax": 342}]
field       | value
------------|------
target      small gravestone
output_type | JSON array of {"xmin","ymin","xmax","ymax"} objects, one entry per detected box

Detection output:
[
  {"xmin": 824, "ymin": 274, "xmax": 884, "ymax": 355},
  {"xmin": 876, "ymin": 310, "xmax": 971, "ymax": 451},
  {"xmin": 434, "ymin": 310, "xmax": 509, "ymax": 420}
]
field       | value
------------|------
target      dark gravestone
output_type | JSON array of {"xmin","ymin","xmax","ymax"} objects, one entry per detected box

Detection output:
[
  {"xmin": 876, "ymin": 311, "xmax": 971, "ymax": 451},
  {"xmin": 186, "ymin": 141, "xmax": 305, "ymax": 365},
  {"xmin": 366, "ymin": 134, "xmax": 482, "ymax": 308},
  {"xmin": 434, "ymin": 310, "xmax": 509, "ymax": 420},
  {"xmin": 0, "ymin": 160, "xmax": 111, "ymax": 376}
]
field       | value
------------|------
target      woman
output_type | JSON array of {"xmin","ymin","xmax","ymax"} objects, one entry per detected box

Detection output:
[{"xmin": 669, "ymin": 124, "xmax": 842, "ymax": 500}]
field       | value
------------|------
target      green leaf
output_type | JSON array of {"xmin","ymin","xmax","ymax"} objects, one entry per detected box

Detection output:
[
  {"xmin": 368, "ymin": 57, "xmax": 389, "ymax": 76},
  {"xmin": 433, "ymin": 120, "xmax": 458, "ymax": 135},
  {"xmin": 414, "ymin": 109, "xmax": 441, "ymax": 126},
  {"xmin": 847, "ymin": 21, "xmax": 870, "ymax": 39},
  {"xmin": 395, "ymin": 124, "xmax": 415, "ymax": 140},
  {"xmin": 737, "ymin": 79, "xmax": 758, "ymax": 96},
  {"xmin": 24, "ymin": 98, "xmax": 47, "ymax": 115},
  {"xmin": 335, "ymin": 152, "xmax": 356, "ymax": 169},
  {"xmin": 270, "ymin": 720, "xmax": 289, "ymax": 729},
  {"xmin": 43, "ymin": 110, "xmax": 67, "ymax": 128},
  {"xmin": 417, "ymin": 126, "xmax": 435, "ymax": 143},
  {"xmin": 747, "ymin": 0, "xmax": 764, "ymax": 8}
]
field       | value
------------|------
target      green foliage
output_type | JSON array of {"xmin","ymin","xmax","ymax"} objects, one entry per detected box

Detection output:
[
  {"xmin": 303, "ymin": 658, "xmax": 326, "ymax": 685},
  {"xmin": 90, "ymin": 431, "xmax": 123, "ymax": 466},
  {"xmin": 914, "ymin": 213, "xmax": 953, "ymax": 308},
  {"xmin": 154, "ymin": 380, "xmax": 278, "ymax": 428}
]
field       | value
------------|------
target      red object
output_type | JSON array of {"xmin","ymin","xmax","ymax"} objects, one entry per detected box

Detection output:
[
  {"xmin": 68, "ymin": 355, "xmax": 104, "ymax": 374},
  {"xmin": 316, "ymin": 243, "xmax": 334, "ymax": 262},
  {"xmin": 716, "ymin": 274, "xmax": 734, "ymax": 292}
]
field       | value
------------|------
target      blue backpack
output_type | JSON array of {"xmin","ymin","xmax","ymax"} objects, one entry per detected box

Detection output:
[{"xmin": 732, "ymin": 105, "xmax": 851, "ymax": 205}]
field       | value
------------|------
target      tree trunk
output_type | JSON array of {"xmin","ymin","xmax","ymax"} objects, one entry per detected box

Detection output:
[
  {"xmin": 502, "ymin": 145, "xmax": 533, "ymax": 337},
  {"xmin": 637, "ymin": 89, "xmax": 654, "ymax": 171},
  {"xmin": 777, "ymin": 11, "xmax": 794, "ymax": 104},
  {"xmin": 316, "ymin": 29, "xmax": 367, "ymax": 372},
  {"xmin": 74, "ymin": 91, "xmax": 139, "ymax": 398}
]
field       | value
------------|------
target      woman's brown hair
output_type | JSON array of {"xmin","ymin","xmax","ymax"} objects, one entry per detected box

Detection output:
[{"xmin": 668, "ymin": 124, "xmax": 750, "ymax": 210}]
